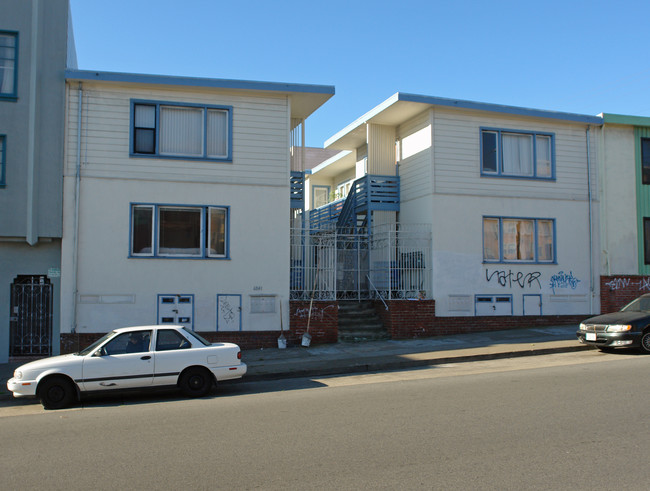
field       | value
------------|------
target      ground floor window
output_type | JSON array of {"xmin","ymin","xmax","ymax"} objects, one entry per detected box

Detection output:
[
  {"xmin": 131, "ymin": 204, "xmax": 229, "ymax": 258},
  {"xmin": 644, "ymin": 217, "xmax": 650, "ymax": 265},
  {"xmin": 483, "ymin": 216, "xmax": 555, "ymax": 263}
]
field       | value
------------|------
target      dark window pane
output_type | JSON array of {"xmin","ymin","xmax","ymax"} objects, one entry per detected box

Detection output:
[
  {"xmin": 156, "ymin": 329, "xmax": 189, "ymax": 351},
  {"xmin": 159, "ymin": 208, "xmax": 201, "ymax": 255},
  {"xmin": 208, "ymin": 207, "xmax": 226, "ymax": 256},
  {"xmin": 643, "ymin": 218, "xmax": 650, "ymax": 264},
  {"xmin": 482, "ymin": 131, "xmax": 498, "ymax": 173},
  {"xmin": 134, "ymin": 128, "xmax": 155, "ymax": 154},
  {"xmin": 132, "ymin": 206, "xmax": 153, "ymax": 254},
  {"xmin": 642, "ymin": 138, "xmax": 650, "ymax": 185}
]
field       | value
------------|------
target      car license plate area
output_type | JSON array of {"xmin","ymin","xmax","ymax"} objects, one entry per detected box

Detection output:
[{"xmin": 585, "ymin": 332, "xmax": 597, "ymax": 341}]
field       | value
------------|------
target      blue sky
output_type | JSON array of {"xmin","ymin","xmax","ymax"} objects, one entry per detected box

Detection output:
[{"xmin": 70, "ymin": 0, "xmax": 649, "ymax": 147}]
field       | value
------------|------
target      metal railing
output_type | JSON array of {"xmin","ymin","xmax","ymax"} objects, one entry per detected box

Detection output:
[{"xmin": 290, "ymin": 223, "xmax": 431, "ymax": 300}]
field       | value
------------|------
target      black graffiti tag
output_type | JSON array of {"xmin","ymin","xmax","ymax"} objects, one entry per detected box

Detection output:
[{"xmin": 486, "ymin": 269, "xmax": 542, "ymax": 289}]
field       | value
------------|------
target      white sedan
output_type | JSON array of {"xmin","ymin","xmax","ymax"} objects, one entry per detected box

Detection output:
[{"xmin": 7, "ymin": 325, "xmax": 247, "ymax": 409}]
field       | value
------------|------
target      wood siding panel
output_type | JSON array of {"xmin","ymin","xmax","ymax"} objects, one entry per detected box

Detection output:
[
  {"xmin": 432, "ymin": 109, "xmax": 596, "ymax": 200},
  {"xmin": 64, "ymin": 83, "xmax": 290, "ymax": 186},
  {"xmin": 398, "ymin": 110, "xmax": 433, "ymax": 202}
]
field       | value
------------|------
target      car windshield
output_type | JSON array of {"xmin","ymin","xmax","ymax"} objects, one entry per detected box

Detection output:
[
  {"xmin": 621, "ymin": 297, "xmax": 650, "ymax": 312},
  {"xmin": 76, "ymin": 331, "xmax": 116, "ymax": 356},
  {"xmin": 182, "ymin": 327, "xmax": 211, "ymax": 346}
]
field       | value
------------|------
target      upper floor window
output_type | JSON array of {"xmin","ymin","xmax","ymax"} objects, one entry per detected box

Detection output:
[
  {"xmin": 0, "ymin": 32, "xmax": 17, "ymax": 99},
  {"xmin": 130, "ymin": 203, "xmax": 229, "ymax": 259},
  {"xmin": 131, "ymin": 100, "xmax": 232, "ymax": 161},
  {"xmin": 0, "ymin": 135, "xmax": 5, "ymax": 186},
  {"xmin": 641, "ymin": 137, "xmax": 650, "ymax": 185},
  {"xmin": 481, "ymin": 128, "xmax": 554, "ymax": 179},
  {"xmin": 483, "ymin": 216, "xmax": 555, "ymax": 263}
]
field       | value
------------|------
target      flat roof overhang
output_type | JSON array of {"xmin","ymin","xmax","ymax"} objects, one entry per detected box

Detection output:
[
  {"xmin": 325, "ymin": 92, "xmax": 603, "ymax": 150},
  {"xmin": 65, "ymin": 69, "xmax": 335, "ymax": 121}
]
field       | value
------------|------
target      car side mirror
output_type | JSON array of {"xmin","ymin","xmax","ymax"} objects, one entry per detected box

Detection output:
[{"xmin": 93, "ymin": 347, "xmax": 107, "ymax": 357}]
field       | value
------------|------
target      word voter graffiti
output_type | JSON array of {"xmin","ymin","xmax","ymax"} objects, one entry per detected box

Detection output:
[
  {"xmin": 604, "ymin": 277, "xmax": 650, "ymax": 292},
  {"xmin": 485, "ymin": 269, "xmax": 541, "ymax": 289},
  {"xmin": 549, "ymin": 271, "xmax": 581, "ymax": 294}
]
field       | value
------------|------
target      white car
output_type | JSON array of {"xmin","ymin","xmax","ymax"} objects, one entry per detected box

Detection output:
[{"xmin": 7, "ymin": 325, "xmax": 247, "ymax": 409}]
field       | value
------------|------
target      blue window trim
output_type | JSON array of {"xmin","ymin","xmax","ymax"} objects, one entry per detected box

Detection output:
[
  {"xmin": 0, "ymin": 135, "xmax": 5, "ymax": 186},
  {"xmin": 129, "ymin": 99, "xmax": 233, "ymax": 162},
  {"xmin": 0, "ymin": 31, "xmax": 18, "ymax": 101},
  {"xmin": 129, "ymin": 202, "xmax": 230, "ymax": 260},
  {"xmin": 156, "ymin": 294, "xmax": 195, "ymax": 331},
  {"xmin": 482, "ymin": 215, "xmax": 557, "ymax": 264},
  {"xmin": 480, "ymin": 127, "xmax": 556, "ymax": 180},
  {"xmin": 216, "ymin": 294, "xmax": 243, "ymax": 331}
]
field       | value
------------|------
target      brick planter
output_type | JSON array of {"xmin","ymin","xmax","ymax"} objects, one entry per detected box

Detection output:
[
  {"xmin": 601, "ymin": 275, "xmax": 650, "ymax": 313},
  {"xmin": 374, "ymin": 299, "xmax": 584, "ymax": 339},
  {"xmin": 288, "ymin": 300, "xmax": 338, "ymax": 345}
]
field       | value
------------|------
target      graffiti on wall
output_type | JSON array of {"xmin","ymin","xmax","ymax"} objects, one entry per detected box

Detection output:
[
  {"xmin": 604, "ymin": 277, "xmax": 650, "ymax": 291},
  {"xmin": 293, "ymin": 304, "xmax": 337, "ymax": 321},
  {"xmin": 485, "ymin": 268, "xmax": 584, "ymax": 293},
  {"xmin": 549, "ymin": 271, "xmax": 581, "ymax": 294},
  {"xmin": 485, "ymin": 269, "xmax": 542, "ymax": 289}
]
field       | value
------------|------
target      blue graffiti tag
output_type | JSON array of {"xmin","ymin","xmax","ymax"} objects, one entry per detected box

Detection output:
[{"xmin": 549, "ymin": 271, "xmax": 581, "ymax": 294}]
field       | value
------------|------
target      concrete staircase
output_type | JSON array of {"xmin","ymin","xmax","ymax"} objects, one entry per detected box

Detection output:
[{"xmin": 338, "ymin": 300, "xmax": 390, "ymax": 342}]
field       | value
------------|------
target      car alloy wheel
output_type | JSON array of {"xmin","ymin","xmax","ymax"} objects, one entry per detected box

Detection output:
[{"xmin": 641, "ymin": 331, "xmax": 650, "ymax": 353}]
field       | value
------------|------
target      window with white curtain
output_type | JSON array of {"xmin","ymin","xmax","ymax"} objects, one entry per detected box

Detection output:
[
  {"xmin": 0, "ymin": 32, "xmax": 17, "ymax": 98},
  {"xmin": 131, "ymin": 100, "xmax": 232, "ymax": 161},
  {"xmin": 481, "ymin": 128, "xmax": 554, "ymax": 179},
  {"xmin": 483, "ymin": 217, "xmax": 555, "ymax": 263},
  {"xmin": 130, "ymin": 204, "xmax": 229, "ymax": 258}
]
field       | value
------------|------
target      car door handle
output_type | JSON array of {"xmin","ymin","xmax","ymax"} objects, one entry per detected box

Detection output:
[{"xmin": 141, "ymin": 355, "xmax": 151, "ymax": 360}]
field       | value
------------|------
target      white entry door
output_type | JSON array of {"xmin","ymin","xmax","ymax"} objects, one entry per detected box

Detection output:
[
  {"xmin": 523, "ymin": 294, "xmax": 542, "ymax": 316},
  {"xmin": 157, "ymin": 295, "xmax": 194, "ymax": 330},
  {"xmin": 217, "ymin": 294, "xmax": 241, "ymax": 331}
]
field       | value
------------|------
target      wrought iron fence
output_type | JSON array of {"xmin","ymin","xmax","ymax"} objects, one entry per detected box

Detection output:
[{"xmin": 290, "ymin": 223, "xmax": 431, "ymax": 300}]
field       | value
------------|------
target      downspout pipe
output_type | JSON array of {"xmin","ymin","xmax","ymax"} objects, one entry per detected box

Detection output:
[
  {"xmin": 26, "ymin": 0, "xmax": 39, "ymax": 245},
  {"xmin": 71, "ymin": 82, "xmax": 83, "ymax": 333},
  {"xmin": 586, "ymin": 127, "xmax": 594, "ymax": 314}
]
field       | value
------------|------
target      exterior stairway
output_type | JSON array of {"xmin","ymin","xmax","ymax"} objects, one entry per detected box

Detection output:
[{"xmin": 338, "ymin": 300, "xmax": 390, "ymax": 342}]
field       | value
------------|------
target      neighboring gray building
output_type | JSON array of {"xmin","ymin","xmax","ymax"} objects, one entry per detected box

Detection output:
[{"xmin": 0, "ymin": 0, "xmax": 76, "ymax": 362}]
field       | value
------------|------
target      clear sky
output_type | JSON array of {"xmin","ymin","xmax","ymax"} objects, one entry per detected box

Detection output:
[{"xmin": 69, "ymin": 0, "xmax": 650, "ymax": 147}]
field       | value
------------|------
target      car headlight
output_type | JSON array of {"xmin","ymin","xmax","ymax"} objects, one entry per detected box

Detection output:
[
  {"xmin": 579, "ymin": 323, "xmax": 587, "ymax": 331},
  {"xmin": 606, "ymin": 324, "xmax": 632, "ymax": 332},
  {"xmin": 13, "ymin": 370, "xmax": 23, "ymax": 380}
]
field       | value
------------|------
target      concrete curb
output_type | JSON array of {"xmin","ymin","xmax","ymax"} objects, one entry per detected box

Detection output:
[{"xmin": 241, "ymin": 342, "xmax": 591, "ymax": 382}]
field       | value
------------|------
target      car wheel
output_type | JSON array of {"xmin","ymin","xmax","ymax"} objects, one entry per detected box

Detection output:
[
  {"xmin": 641, "ymin": 331, "xmax": 650, "ymax": 354},
  {"xmin": 179, "ymin": 367, "xmax": 213, "ymax": 397},
  {"xmin": 38, "ymin": 376, "xmax": 75, "ymax": 410}
]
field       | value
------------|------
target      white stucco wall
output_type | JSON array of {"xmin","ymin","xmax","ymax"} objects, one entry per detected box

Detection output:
[
  {"xmin": 396, "ymin": 107, "xmax": 600, "ymax": 317},
  {"xmin": 61, "ymin": 81, "xmax": 293, "ymax": 334},
  {"xmin": 600, "ymin": 125, "xmax": 638, "ymax": 274}
]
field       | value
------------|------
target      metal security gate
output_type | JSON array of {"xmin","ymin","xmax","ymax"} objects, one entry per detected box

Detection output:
[
  {"xmin": 10, "ymin": 275, "xmax": 53, "ymax": 356},
  {"xmin": 291, "ymin": 223, "xmax": 431, "ymax": 300}
]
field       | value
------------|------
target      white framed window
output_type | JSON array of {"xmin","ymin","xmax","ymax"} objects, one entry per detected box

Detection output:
[
  {"xmin": 481, "ymin": 128, "xmax": 554, "ymax": 179},
  {"xmin": 312, "ymin": 185, "xmax": 330, "ymax": 209},
  {"xmin": 0, "ymin": 31, "xmax": 17, "ymax": 99},
  {"xmin": 131, "ymin": 100, "xmax": 232, "ymax": 161},
  {"xmin": 483, "ymin": 216, "xmax": 555, "ymax": 263},
  {"xmin": 130, "ymin": 204, "xmax": 229, "ymax": 259}
]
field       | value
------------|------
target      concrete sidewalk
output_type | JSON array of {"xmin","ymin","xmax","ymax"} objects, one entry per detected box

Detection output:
[
  {"xmin": 240, "ymin": 325, "xmax": 587, "ymax": 380},
  {"xmin": 0, "ymin": 325, "xmax": 587, "ymax": 401}
]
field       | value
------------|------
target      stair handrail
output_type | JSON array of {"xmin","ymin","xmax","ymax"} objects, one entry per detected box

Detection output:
[{"xmin": 366, "ymin": 274, "xmax": 388, "ymax": 311}]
